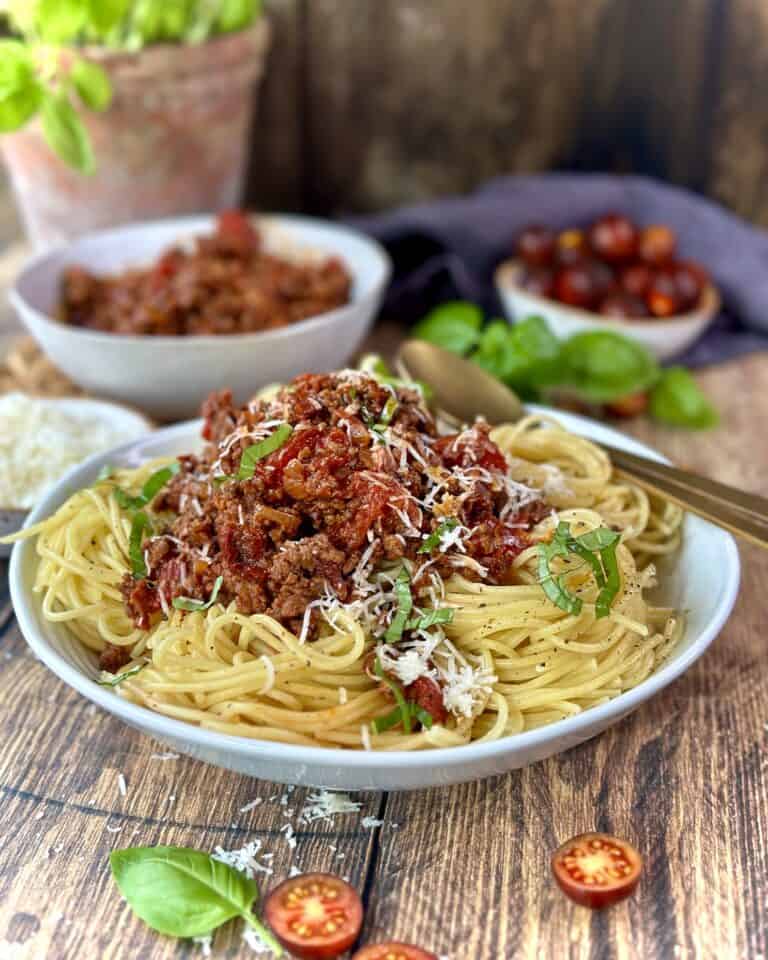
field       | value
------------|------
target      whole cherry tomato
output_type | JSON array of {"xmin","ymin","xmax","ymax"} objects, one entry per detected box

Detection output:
[
  {"xmin": 554, "ymin": 264, "xmax": 598, "ymax": 309},
  {"xmin": 619, "ymin": 263, "xmax": 654, "ymax": 299},
  {"xmin": 638, "ymin": 224, "xmax": 677, "ymax": 265},
  {"xmin": 672, "ymin": 259, "xmax": 708, "ymax": 310},
  {"xmin": 555, "ymin": 228, "xmax": 589, "ymax": 266},
  {"xmin": 588, "ymin": 214, "xmax": 638, "ymax": 262},
  {"xmin": 646, "ymin": 269, "xmax": 680, "ymax": 317},
  {"xmin": 516, "ymin": 225, "xmax": 556, "ymax": 267}
]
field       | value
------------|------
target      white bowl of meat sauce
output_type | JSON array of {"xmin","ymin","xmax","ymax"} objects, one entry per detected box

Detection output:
[{"xmin": 10, "ymin": 212, "xmax": 391, "ymax": 421}]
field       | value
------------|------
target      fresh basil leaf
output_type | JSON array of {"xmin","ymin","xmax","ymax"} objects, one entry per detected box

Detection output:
[
  {"xmin": 87, "ymin": 0, "xmax": 130, "ymax": 33},
  {"xmin": 172, "ymin": 576, "xmax": 224, "ymax": 612},
  {"xmin": 407, "ymin": 607, "xmax": 454, "ymax": 631},
  {"xmin": 649, "ymin": 367, "xmax": 719, "ymax": 429},
  {"xmin": 384, "ymin": 567, "xmax": 413, "ymax": 643},
  {"xmin": 70, "ymin": 58, "xmax": 112, "ymax": 112},
  {"xmin": 35, "ymin": 0, "xmax": 87, "ymax": 42},
  {"xmin": 129, "ymin": 511, "xmax": 151, "ymax": 579},
  {"xmin": 40, "ymin": 91, "xmax": 94, "ymax": 174},
  {"xmin": 554, "ymin": 330, "xmax": 659, "ymax": 402},
  {"xmin": 216, "ymin": 0, "xmax": 261, "ymax": 33},
  {"xmin": 412, "ymin": 301, "xmax": 483, "ymax": 355},
  {"xmin": 109, "ymin": 846, "xmax": 280, "ymax": 952},
  {"xmin": 97, "ymin": 661, "xmax": 146, "ymax": 686},
  {"xmin": 0, "ymin": 43, "xmax": 42, "ymax": 133},
  {"xmin": 237, "ymin": 423, "xmax": 293, "ymax": 480},
  {"xmin": 472, "ymin": 316, "xmax": 562, "ymax": 400},
  {"xmin": 418, "ymin": 517, "xmax": 458, "ymax": 554}
]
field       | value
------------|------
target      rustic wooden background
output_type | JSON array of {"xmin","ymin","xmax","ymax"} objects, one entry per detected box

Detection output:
[
  {"xmin": 1, "ymin": 348, "xmax": 767, "ymax": 960},
  {"xmin": 244, "ymin": 0, "xmax": 768, "ymax": 226},
  {"xmin": 2, "ymin": 0, "xmax": 768, "ymax": 231}
]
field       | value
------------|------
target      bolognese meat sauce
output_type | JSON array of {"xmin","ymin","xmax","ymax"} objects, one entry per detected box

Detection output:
[{"xmin": 120, "ymin": 372, "xmax": 549, "ymax": 720}]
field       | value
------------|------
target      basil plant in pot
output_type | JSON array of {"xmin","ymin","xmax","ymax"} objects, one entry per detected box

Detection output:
[{"xmin": 0, "ymin": 1, "xmax": 270, "ymax": 250}]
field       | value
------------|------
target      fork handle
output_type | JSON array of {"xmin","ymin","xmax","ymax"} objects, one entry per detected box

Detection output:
[{"xmin": 605, "ymin": 444, "xmax": 768, "ymax": 550}]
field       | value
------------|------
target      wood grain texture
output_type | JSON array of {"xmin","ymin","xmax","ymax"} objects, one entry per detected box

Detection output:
[
  {"xmin": 302, "ymin": 0, "xmax": 610, "ymax": 212},
  {"xmin": 1, "ymin": 349, "xmax": 767, "ymax": 959},
  {"xmin": 709, "ymin": 0, "xmax": 768, "ymax": 225}
]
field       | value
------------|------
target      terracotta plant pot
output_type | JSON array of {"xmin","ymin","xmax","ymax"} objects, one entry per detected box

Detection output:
[{"xmin": 1, "ymin": 20, "xmax": 270, "ymax": 252}]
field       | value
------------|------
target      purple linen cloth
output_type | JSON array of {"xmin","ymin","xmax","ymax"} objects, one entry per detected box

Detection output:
[{"xmin": 350, "ymin": 173, "xmax": 768, "ymax": 366}]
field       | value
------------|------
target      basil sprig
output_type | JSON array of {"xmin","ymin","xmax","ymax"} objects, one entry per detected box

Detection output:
[
  {"xmin": 384, "ymin": 567, "xmax": 413, "ymax": 643},
  {"xmin": 371, "ymin": 658, "xmax": 434, "ymax": 735},
  {"xmin": 537, "ymin": 522, "xmax": 621, "ymax": 619},
  {"xmin": 97, "ymin": 662, "xmax": 147, "ymax": 687},
  {"xmin": 129, "ymin": 512, "xmax": 151, "ymax": 580},
  {"xmin": 172, "ymin": 576, "xmax": 224, "ymax": 612},
  {"xmin": 418, "ymin": 517, "xmax": 458, "ymax": 554},
  {"xmin": 237, "ymin": 423, "xmax": 293, "ymax": 480},
  {"xmin": 109, "ymin": 846, "xmax": 281, "ymax": 954},
  {"xmin": 114, "ymin": 462, "xmax": 180, "ymax": 511}
]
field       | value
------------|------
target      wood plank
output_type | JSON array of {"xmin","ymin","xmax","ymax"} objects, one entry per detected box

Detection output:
[
  {"xmin": 368, "ymin": 355, "xmax": 768, "ymax": 959},
  {"xmin": 245, "ymin": 0, "xmax": 305, "ymax": 211},
  {"xmin": 709, "ymin": 0, "xmax": 768, "ymax": 225},
  {"xmin": 568, "ymin": 0, "xmax": 719, "ymax": 189},
  {"xmin": 302, "ymin": 0, "xmax": 610, "ymax": 212}
]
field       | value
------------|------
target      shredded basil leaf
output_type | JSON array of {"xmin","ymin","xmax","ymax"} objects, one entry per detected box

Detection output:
[
  {"xmin": 537, "ymin": 522, "xmax": 621, "ymax": 619},
  {"xmin": 129, "ymin": 511, "xmax": 151, "ymax": 580},
  {"xmin": 407, "ymin": 607, "xmax": 454, "ymax": 631},
  {"xmin": 97, "ymin": 463, "xmax": 115, "ymax": 481},
  {"xmin": 172, "ymin": 576, "xmax": 224, "ymax": 612},
  {"xmin": 371, "ymin": 705, "xmax": 404, "ymax": 734},
  {"xmin": 237, "ymin": 423, "xmax": 293, "ymax": 480},
  {"xmin": 384, "ymin": 567, "xmax": 413, "ymax": 643},
  {"xmin": 373, "ymin": 656, "xmax": 412, "ymax": 734},
  {"xmin": 97, "ymin": 662, "xmax": 147, "ymax": 686},
  {"xmin": 373, "ymin": 395, "xmax": 398, "ymax": 432},
  {"xmin": 413, "ymin": 705, "xmax": 434, "ymax": 730},
  {"xmin": 114, "ymin": 462, "xmax": 180, "ymax": 511},
  {"xmin": 418, "ymin": 517, "xmax": 458, "ymax": 554}
]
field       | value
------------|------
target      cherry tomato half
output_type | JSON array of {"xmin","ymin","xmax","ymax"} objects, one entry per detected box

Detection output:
[
  {"xmin": 352, "ymin": 944, "xmax": 438, "ymax": 960},
  {"xmin": 264, "ymin": 873, "xmax": 363, "ymax": 959},
  {"xmin": 551, "ymin": 832, "xmax": 642, "ymax": 909}
]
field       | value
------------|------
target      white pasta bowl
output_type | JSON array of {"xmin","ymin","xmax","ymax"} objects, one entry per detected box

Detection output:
[
  {"xmin": 9, "ymin": 214, "xmax": 391, "ymax": 421},
  {"xmin": 495, "ymin": 258, "xmax": 720, "ymax": 362},
  {"xmin": 9, "ymin": 408, "xmax": 740, "ymax": 791}
]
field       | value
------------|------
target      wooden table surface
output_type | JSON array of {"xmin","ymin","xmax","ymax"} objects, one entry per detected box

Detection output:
[{"xmin": 1, "ymin": 323, "xmax": 767, "ymax": 959}]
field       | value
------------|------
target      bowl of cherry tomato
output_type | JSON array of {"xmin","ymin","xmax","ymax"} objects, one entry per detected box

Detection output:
[{"xmin": 495, "ymin": 214, "xmax": 720, "ymax": 361}]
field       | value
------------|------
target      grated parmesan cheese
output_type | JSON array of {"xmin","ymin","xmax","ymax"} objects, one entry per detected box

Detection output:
[
  {"xmin": 211, "ymin": 838, "xmax": 274, "ymax": 878},
  {"xmin": 298, "ymin": 790, "xmax": 362, "ymax": 824},
  {"xmin": 0, "ymin": 393, "xmax": 144, "ymax": 509}
]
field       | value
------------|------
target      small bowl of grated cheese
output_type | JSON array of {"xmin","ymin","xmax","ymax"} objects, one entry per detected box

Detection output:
[{"xmin": 0, "ymin": 393, "xmax": 151, "ymax": 554}]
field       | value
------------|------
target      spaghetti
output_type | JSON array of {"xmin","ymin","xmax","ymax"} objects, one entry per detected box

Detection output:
[{"xmin": 7, "ymin": 371, "xmax": 683, "ymax": 751}]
